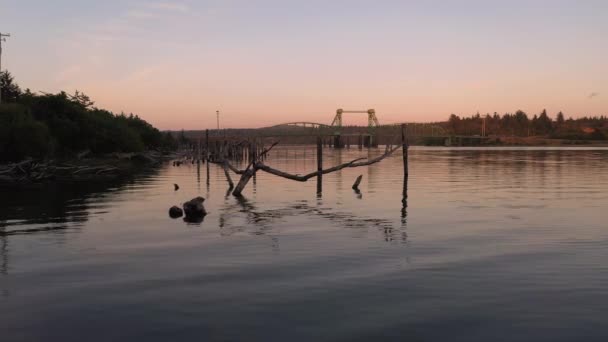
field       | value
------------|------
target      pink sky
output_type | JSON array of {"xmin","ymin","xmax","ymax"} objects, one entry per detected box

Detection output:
[{"xmin": 2, "ymin": 1, "xmax": 606, "ymax": 129}]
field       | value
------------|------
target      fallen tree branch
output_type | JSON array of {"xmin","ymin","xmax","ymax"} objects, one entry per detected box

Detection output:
[
  {"xmin": 213, "ymin": 141, "xmax": 279, "ymax": 175},
  {"xmin": 254, "ymin": 157, "xmax": 366, "ymax": 181},
  {"xmin": 254, "ymin": 144, "xmax": 401, "ymax": 182},
  {"xmin": 231, "ymin": 141, "xmax": 279, "ymax": 196},
  {"xmin": 209, "ymin": 140, "xmax": 400, "ymax": 196},
  {"xmin": 225, "ymin": 162, "xmax": 245, "ymax": 175}
]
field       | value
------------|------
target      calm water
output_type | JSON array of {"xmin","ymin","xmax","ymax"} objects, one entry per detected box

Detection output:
[{"xmin": 1, "ymin": 147, "xmax": 608, "ymax": 341}]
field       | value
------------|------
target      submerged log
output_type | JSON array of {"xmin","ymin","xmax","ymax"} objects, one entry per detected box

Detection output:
[{"xmin": 232, "ymin": 167, "xmax": 255, "ymax": 197}]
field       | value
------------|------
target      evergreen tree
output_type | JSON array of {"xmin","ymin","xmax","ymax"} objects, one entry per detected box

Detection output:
[
  {"xmin": 556, "ymin": 111, "xmax": 565, "ymax": 127},
  {"xmin": 538, "ymin": 109, "xmax": 553, "ymax": 134},
  {"xmin": 0, "ymin": 71, "xmax": 23, "ymax": 103}
]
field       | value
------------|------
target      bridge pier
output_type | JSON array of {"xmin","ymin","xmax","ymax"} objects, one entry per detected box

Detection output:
[
  {"xmin": 363, "ymin": 135, "xmax": 371, "ymax": 148},
  {"xmin": 333, "ymin": 135, "xmax": 344, "ymax": 149}
]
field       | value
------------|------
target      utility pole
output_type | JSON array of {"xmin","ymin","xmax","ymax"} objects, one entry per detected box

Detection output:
[
  {"xmin": 0, "ymin": 32, "xmax": 11, "ymax": 105},
  {"xmin": 216, "ymin": 110, "xmax": 220, "ymax": 130}
]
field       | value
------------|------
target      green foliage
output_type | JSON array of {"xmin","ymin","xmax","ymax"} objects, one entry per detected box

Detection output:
[
  {"xmin": 0, "ymin": 72, "xmax": 175, "ymax": 162},
  {"xmin": 0, "ymin": 71, "xmax": 23, "ymax": 103},
  {"xmin": 0, "ymin": 104, "xmax": 51, "ymax": 161},
  {"xmin": 444, "ymin": 110, "xmax": 607, "ymax": 140},
  {"xmin": 556, "ymin": 111, "xmax": 565, "ymax": 126},
  {"xmin": 162, "ymin": 131, "xmax": 178, "ymax": 150}
]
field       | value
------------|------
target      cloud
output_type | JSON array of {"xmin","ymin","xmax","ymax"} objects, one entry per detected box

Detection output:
[
  {"xmin": 125, "ymin": 10, "xmax": 159, "ymax": 19},
  {"xmin": 146, "ymin": 2, "xmax": 190, "ymax": 12},
  {"xmin": 121, "ymin": 2, "xmax": 192, "ymax": 22},
  {"xmin": 588, "ymin": 92, "xmax": 599, "ymax": 99}
]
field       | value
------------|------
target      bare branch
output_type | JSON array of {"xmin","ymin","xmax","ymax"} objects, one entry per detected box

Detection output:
[
  {"xmin": 254, "ymin": 145, "xmax": 401, "ymax": 182},
  {"xmin": 351, "ymin": 145, "xmax": 400, "ymax": 166},
  {"xmin": 231, "ymin": 141, "xmax": 279, "ymax": 196},
  {"xmin": 224, "ymin": 161, "xmax": 245, "ymax": 174},
  {"xmin": 222, "ymin": 161, "xmax": 234, "ymax": 188},
  {"xmin": 242, "ymin": 141, "xmax": 279, "ymax": 171}
]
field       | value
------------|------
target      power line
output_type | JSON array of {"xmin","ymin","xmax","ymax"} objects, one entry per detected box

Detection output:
[{"xmin": 0, "ymin": 32, "xmax": 11, "ymax": 105}]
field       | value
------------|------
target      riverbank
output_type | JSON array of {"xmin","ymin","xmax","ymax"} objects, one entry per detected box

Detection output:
[
  {"xmin": 421, "ymin": 135, "xmax": 608, "ymax": 147},
  {"xmin": 0, "ymin": 151, "xmax": 176, "ymax": 188}
]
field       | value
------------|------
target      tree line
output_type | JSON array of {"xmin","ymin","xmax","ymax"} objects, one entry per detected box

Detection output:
[
  {"xmin": 444, "ymin": 110, "xmax": 607, "ymax": 140},
  {"xmin": 0, "ymin": 71, "xmax": 177, "ymax": 162}
]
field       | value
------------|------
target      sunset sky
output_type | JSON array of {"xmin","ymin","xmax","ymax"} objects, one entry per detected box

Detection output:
[{"xmin": 1, "ymin": 0, "xmax": 606, "ymax": 129}]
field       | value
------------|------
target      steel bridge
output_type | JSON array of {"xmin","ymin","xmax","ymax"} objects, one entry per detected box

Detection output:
[
  {"xmin": 203, "ymin": 109, "xmax": 488, "ymax": 147},
  {"xmin": 264, "ymin": 121, "xmax": 447, "ymax": 137},
  {"xmin": 262, "ymin": 108, "xmax": 446, "ymax": 137}
]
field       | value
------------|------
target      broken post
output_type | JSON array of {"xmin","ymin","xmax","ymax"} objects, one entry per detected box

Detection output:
[{"xmin": 352, "ymin": 174, "xmax": 363, "ymax": 190}]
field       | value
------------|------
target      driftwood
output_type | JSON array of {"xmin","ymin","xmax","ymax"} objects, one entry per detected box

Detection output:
[
  {"xmin": 208, "ymin": 141, "xmax": 273, "ymax": 187},
  {"xmin": 254, "ymin": 144, "xmax": 400, "ymax": 182},
  {"xmin": 0, "ymin": 151, "xmax": 162, "ymax": 185},
  {"xmin": 0, "ymin": 159, "xmax": 122, "ymax": 183},
  {"xmin": 230, "ymin": 142, "xmax": 279, "ymax": 195},
  {"xmin": 225, "ymin": 142, "xmax": 401, "ymax": 196}
]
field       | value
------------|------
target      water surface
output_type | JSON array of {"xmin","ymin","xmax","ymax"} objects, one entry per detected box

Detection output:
[{"xmin": 1, "ymin": 147, "xmax": 608, "ymax": 341}]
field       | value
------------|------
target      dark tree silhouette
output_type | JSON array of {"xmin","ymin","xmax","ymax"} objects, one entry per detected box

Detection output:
[
  {"xmin": 0, "ymin": 71, "xmax": 175, "ymax": 162},
  {"xmin": 0, "ymin": 71, "xmax": 22, "ymax": 103}
]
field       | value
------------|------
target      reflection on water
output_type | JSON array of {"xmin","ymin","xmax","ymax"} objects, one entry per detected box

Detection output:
[
  {"xmin": 0, "ymin": 171, "xmax": 159, "ymax": 236},
  {"xmin": 1, "ymin": 147, "xmax": 608, "ymax": 341}
]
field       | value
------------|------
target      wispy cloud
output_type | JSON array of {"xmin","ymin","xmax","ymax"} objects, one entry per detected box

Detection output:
[
  {"xmin": 588, "ymin": 92, "xmax": 599, "ymax": 99},
  {"xmin": 125, "ymin": 10, "xmax": 160, "ymax": 19},
  {"xmin": 125, "ymin": 2, "xmax": 190, "ymax": 19},
  {"xmin": 147, "ymin": 2, "xmax": 190, "ymax": 13}
]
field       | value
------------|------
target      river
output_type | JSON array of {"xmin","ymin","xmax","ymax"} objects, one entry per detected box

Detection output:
[{"xmin": 1, "ymin": 146, "xmax": 608, "ymax": 341}]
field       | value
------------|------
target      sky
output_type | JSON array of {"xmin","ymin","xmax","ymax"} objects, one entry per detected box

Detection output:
[{"xmin": 0, "ymin": 0, "xmax": 607, "ymax": 129}]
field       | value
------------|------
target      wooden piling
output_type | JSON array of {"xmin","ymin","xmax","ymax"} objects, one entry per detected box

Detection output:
[
  {"xmin": 401, "ymin": 124, "xmax": 409, "ymax": 179},
  {"xmin": 317, "ymin": 135, "xmax": 323, "ymax": 194},
  {"xmin": 363, "ymin": 135, "xmax": 371, "ymax": 148},
  {"xmin": 205, "ymin": 129, "xmax": 209, "ymax": 162}
]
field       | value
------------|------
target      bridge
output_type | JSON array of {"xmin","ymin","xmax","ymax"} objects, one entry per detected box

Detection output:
[
  {"xmin": 203, "ymin": 108, "xmax": 490, "ymax": 147},
  {"xmin": 263, "ymin": 109, "xmax": 448, "ymax": 139}
]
